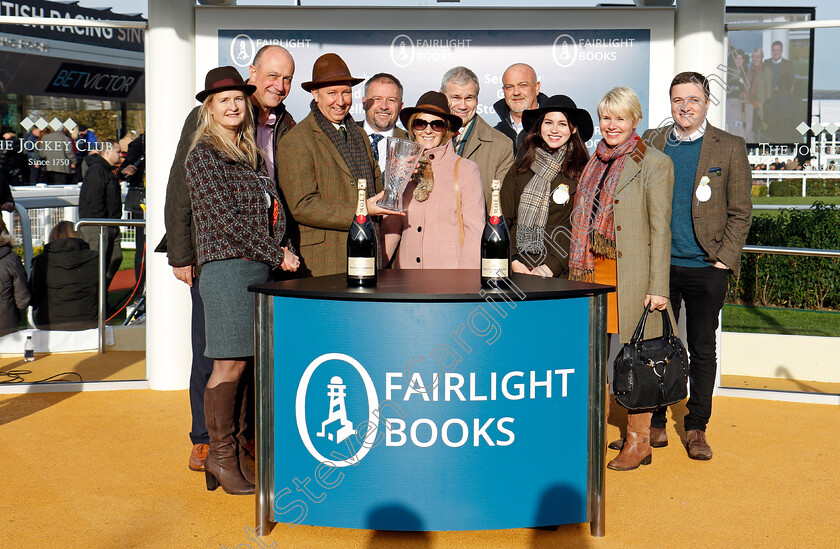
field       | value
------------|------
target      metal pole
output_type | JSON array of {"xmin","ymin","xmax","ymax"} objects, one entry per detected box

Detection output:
[
  {"xmin": 255, "ymin": 293, "xmax": 274, "ymax": 535},
  {"xmin": 588, "ymin": 293, "xmax": 608, "ymax": 537},
  {"xmin": 98, "ymin": 226, "xmax": 106, "ymax": 354}
]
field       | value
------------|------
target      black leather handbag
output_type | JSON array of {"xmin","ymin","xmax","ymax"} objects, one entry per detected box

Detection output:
[{"xmin": 612, "ymin": 307, "xmax": 689, "ymax": 411}]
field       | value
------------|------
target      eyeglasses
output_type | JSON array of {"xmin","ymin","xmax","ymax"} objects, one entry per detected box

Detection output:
[{"xmin": 412, "ymin": 118, "xmax": 447, "ymax": 132}]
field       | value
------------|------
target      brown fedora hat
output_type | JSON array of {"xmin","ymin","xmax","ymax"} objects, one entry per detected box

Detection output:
[
  {"xmin": 196, "ymin": 66, "xmax": 255, "ymax": 102},
  {"xmin": 399, "ymin": 91, "xmax": 462, "ymax": 132},
  {"xmin": 301, "ymin": 53, "xmax": 364, "ymax": 92}
]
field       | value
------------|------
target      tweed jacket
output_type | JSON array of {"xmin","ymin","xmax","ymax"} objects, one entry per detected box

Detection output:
[
  {"xmin": 276, "ymin": 112, "xmax": 382, "ymax": 277},
  {"xmin": 381, "ymin": 141, "xmax": 485, "ymax": 269},
  {"xmin": 642, "ymin": 123, "xmax": 752, "ymax": 275},
  {"xmin": 501, "ymin": 166, "xmax": 577, "ymax": 277},
  {"xmin": 186, "ymin": 140, "xmax": 288, "ymax": 268},
  {"xmin": 458, "ymin": 115, "xmax": 515, "ymax": 210},
  {"xmin": 605, "ymin": 140, "xmax": 676, "ymax": 343},
  {"xmin": 158, "ymin": 103, "xmax": 296, "ymax": 267}
]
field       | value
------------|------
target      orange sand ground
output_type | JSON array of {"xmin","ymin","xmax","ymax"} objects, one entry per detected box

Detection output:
[{"xmin": 1, "ymin": 384, "xmax": 837, "ymax": 548}]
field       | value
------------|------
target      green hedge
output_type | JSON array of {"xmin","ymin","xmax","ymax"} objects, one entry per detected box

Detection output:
[
  {"xmin": 730, "ymin": 202, "xmax": 840, "ymax": 310},
  {"xmin": 764, "ymin": 178, "xmax": 840, "ymax": 197},
  {"xmin": 769, "ymin": 179, "xmax": 800, "ymax": 197}
]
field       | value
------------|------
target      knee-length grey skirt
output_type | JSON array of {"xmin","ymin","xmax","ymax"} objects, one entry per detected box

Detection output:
[{"xmin": 199, "ymin": 258, "xmax": 270, "ymax": 359}]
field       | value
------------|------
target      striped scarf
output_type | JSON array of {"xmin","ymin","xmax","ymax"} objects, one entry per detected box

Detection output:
[
  {"xmin": 569, "ymin": 131, "xmax": 639, "ymax": 281},
  {"xmin": 516, "ymin": 146, "xmax": 566, "ymax": 255}
]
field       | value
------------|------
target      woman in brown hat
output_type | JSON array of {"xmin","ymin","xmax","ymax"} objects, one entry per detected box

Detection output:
[
  {"xmin": 187, "ymin": 66, "xmax": 299, "ymax": 495},
  {"xmin": 381, "ymin": 91, "xmax": 485, "ymax": 269},
  {"xmin": 500, "ymin": 94, "xmax": 592, "ymax": 278}
]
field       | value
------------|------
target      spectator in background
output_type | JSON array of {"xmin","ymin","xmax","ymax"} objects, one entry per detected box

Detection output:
[
  {"xmin": 40, "ymin": 128, "xmax": 76, "ymax": 185},
  {"xmin": 764, "ymin": 40, "xmax": 795, "ymax": 93},
  {"xmin": 74, "ymin": 124, "xmax": 99, "ymax": 183},
  {"xmin": 763, "ymin": 73, "xmax": 800, "ymax": 143},
  {"xmin": 0, "ymin": 218, "xmax": 30, "ymax": 336},
  {"xmin": 119, "ymin": 130, "xmax": 137, "ymax": 153},
  {"xmin": 119, "ymin": 133, "xmax": 145, "ymax": 290},
  {"xmin": 29, "ymin": 221, "xmax": 98, "ymax": 330},
  {"xmin": 23, "ymin": 127, "xmax": 43, "ymax": 184},
  {"xmin": 1, "ymin": 127, "xmax": 25, "ymax": 186},
  {"xmin": 746, "ymin": 48, "xmax": 772, "ymax": 142},
  {"xmin": 1, "ymin": 167, "xmax": 14, "ymax": 212},
  {"xmin": 78, "ymin": 140, "xmax": 123, "ymax": 290}
]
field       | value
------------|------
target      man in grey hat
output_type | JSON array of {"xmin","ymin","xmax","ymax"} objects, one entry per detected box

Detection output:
[{"xmin": 276, "ymin": 53, "xmax": 397, "ymax": 278}]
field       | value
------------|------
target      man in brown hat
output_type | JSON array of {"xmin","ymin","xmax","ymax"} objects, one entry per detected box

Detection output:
[
  {"xmin": 276, "ymin": 53, "xmax": 396, "ymax": 277},
  {"xmin": 157, "ymin": 45, "xmax": 298, "ymax": 474}
]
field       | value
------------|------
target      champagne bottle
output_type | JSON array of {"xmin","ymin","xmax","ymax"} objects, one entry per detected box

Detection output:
[
  {"xmin": 481, "ymin": 179, "xmax": 510, "ymax": 287},
  {"xmin": 347, "ymin": 179, "xmax": 377, "ymax": 287}
]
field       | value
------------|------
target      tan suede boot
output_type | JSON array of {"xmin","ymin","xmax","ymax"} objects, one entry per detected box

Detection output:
[
  {"xmin": 204, "ymin": 381, "xmax": 255, "ymax": 495},
  {"xmin": 607, "ymin": 411, "xmax": 653, "ymax": 471}
]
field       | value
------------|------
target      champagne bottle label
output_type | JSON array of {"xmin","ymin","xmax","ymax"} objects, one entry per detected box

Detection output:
[
  {"xmin": 348, "ymin": 257, "xmax": 376, "ymax": 277},
  {"xmin": 489, "ymin": 179, "xmax": 503, "ymax": 219},
  {"xmin": 481, "ymin": 258, "xmax": 509, "ymax": 278},
  {"xmin": 356, "ymin": 178, "xmax": 368, "ymax": 220}
]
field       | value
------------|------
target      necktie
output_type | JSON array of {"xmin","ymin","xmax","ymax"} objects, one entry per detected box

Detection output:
[
  {"xmin": 369, "ymin": 133, "xmax": 384, "ymax": 162},
  {"xmin": 338, "ymin": 125, "xmax": 347, "ymax": 141}
]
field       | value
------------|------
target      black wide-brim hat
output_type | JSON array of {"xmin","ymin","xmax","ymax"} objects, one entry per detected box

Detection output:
[
  {"xmin": 196, "ymin": 66, "xmax": 256, "ymax": 103},
  {"xmin": 522, "ymin": 95, "xmax": 594, "ymax": 143},
  {"xmin": 301, "ymin": 53, "xmax": 364, "ymax": 92},
  {"xmin": 399, "ymin": 91, "xmax": 462, "ymax": 132}
]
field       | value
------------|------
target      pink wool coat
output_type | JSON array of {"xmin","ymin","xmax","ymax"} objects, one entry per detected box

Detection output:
[{"xmin": 382, "ymin": 141, "xmax": 485, "ymax": 269}]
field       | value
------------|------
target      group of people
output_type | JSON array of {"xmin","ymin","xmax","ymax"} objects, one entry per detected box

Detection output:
[
  {"xmin": 0, "ymin": 124, "xmax": 104, "ymax": 186},
  {"xmin": 161, "ymin": 45, "xmax": 751, "ymax": 495},
  {"xmin": 0, "ymin": 130, "xmax": 146, "ymax": 335},
  {"xmin": 727, "ymin": 40, "xmax": 799, "ymax": 143}
]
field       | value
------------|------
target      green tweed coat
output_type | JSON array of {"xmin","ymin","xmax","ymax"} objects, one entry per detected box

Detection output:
[
  {"xmin": 612, "ymin": 140, "xmax": 677, "ymax": 343},
  {"xmin": 276, "ymin": 112, "xmax": 382, "ymax": 277},
  {"xmin": 642, "ymin": 124, "xmax": 752, "ymax": 275}
]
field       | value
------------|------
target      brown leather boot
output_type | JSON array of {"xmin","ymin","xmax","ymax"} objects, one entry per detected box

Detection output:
[
  {"xmin": 609, "ymin": 426, "xmax": 668, "ymax": 450},
  {"xmin": 607, "ymin": 412, "xmax": 653, "ymax": 471},
  {"xmin": 235, "ymin": 378, "xmax": 255, "ymax": 485},
  {"xmin": 685, "ymin": 429, "xmax": 713, "ymax": 460},
  {"xmin": 204, "ymin": 381, "xmax": 255, "ymax": 495}
]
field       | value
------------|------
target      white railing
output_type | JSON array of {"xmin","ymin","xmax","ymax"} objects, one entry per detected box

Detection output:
[
  {"xmin": 750, "ymin": 169, "xmax": 840, "ymax": 197},
  {"xmin": 2, "ymin": 184, "xmax": 138, "ymax": 277}
]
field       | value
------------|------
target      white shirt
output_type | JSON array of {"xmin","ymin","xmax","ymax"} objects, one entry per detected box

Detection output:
[
  {"xmin": 363, "ymin": 120, "xmax": 395, "ymax": 173},
  {"xmin": 509, "ymin": 116, "xmax": 524, "ymax": 135},
  {"xmin": 672, "ymin": 119, "xmax": 707, "ymax": 142}
]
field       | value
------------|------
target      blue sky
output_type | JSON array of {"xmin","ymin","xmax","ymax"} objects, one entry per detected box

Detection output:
[{"xmin": 80, "ymin": 0, "xmax": 839, "ymax": 89}]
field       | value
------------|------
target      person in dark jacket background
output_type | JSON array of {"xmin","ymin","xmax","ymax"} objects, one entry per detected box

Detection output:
[
  {"xmin": 0, "ymin": 218, "xmax": 30, "ymax": 336},
  {"xmin": 78, "ymin": 140, "xmax": 122, "ymax": 290},
  {"xmin": 119, "ymin": 133, "xmax": 145, "ymax": 290},
  {"xmin": 492, "ymin": 63, "xmax": 548, "ymax": 156},
  {"xmin": 30, "ymin": 221, "xmax": 98, "ymax": 330}
]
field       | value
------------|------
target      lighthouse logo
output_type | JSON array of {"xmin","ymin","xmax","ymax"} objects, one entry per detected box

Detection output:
[
  {"xmin": 316, "ymin": 376, "xmax": 357, "ymax": 444},
  {"xmin": 296, "ymin": 353, "xmax": 380, "ymax": 467}
]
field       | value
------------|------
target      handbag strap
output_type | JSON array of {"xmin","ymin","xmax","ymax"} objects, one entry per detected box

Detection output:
[
  {"xmin": 631, "ymin": 306, "xmax": 675, "ymax": 344},
  {"xmin": 630, "ymin": 307, "xmax": 650, "ymax": 344}
]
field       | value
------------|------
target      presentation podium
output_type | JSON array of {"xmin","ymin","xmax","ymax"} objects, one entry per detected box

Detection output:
[{"xmin": 250, "ymin": 270, "xmax": 612, "ymax": 536}]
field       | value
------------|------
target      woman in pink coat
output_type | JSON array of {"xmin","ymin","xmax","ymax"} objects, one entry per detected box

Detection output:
[{"xmin": 382, "ymin": 91, "xmax": 485, "ymax": 269}]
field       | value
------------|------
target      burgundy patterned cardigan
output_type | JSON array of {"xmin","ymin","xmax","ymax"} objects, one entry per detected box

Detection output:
[{"xmin": 186, "ymin": 139, "xmax": 289, "ymax": 268}]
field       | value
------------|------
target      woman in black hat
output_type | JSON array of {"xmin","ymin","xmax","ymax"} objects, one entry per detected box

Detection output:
[
  {"xmin": 186, "ymin": 66, "xmax": 299, "ymax": 495},
  {"xmin": 500, "ymin": 95, "xmax": 592, "ymax": 277},
  {"xmin": 382, "ymin": 91, "xmax": 485, "ymax": 269}
]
